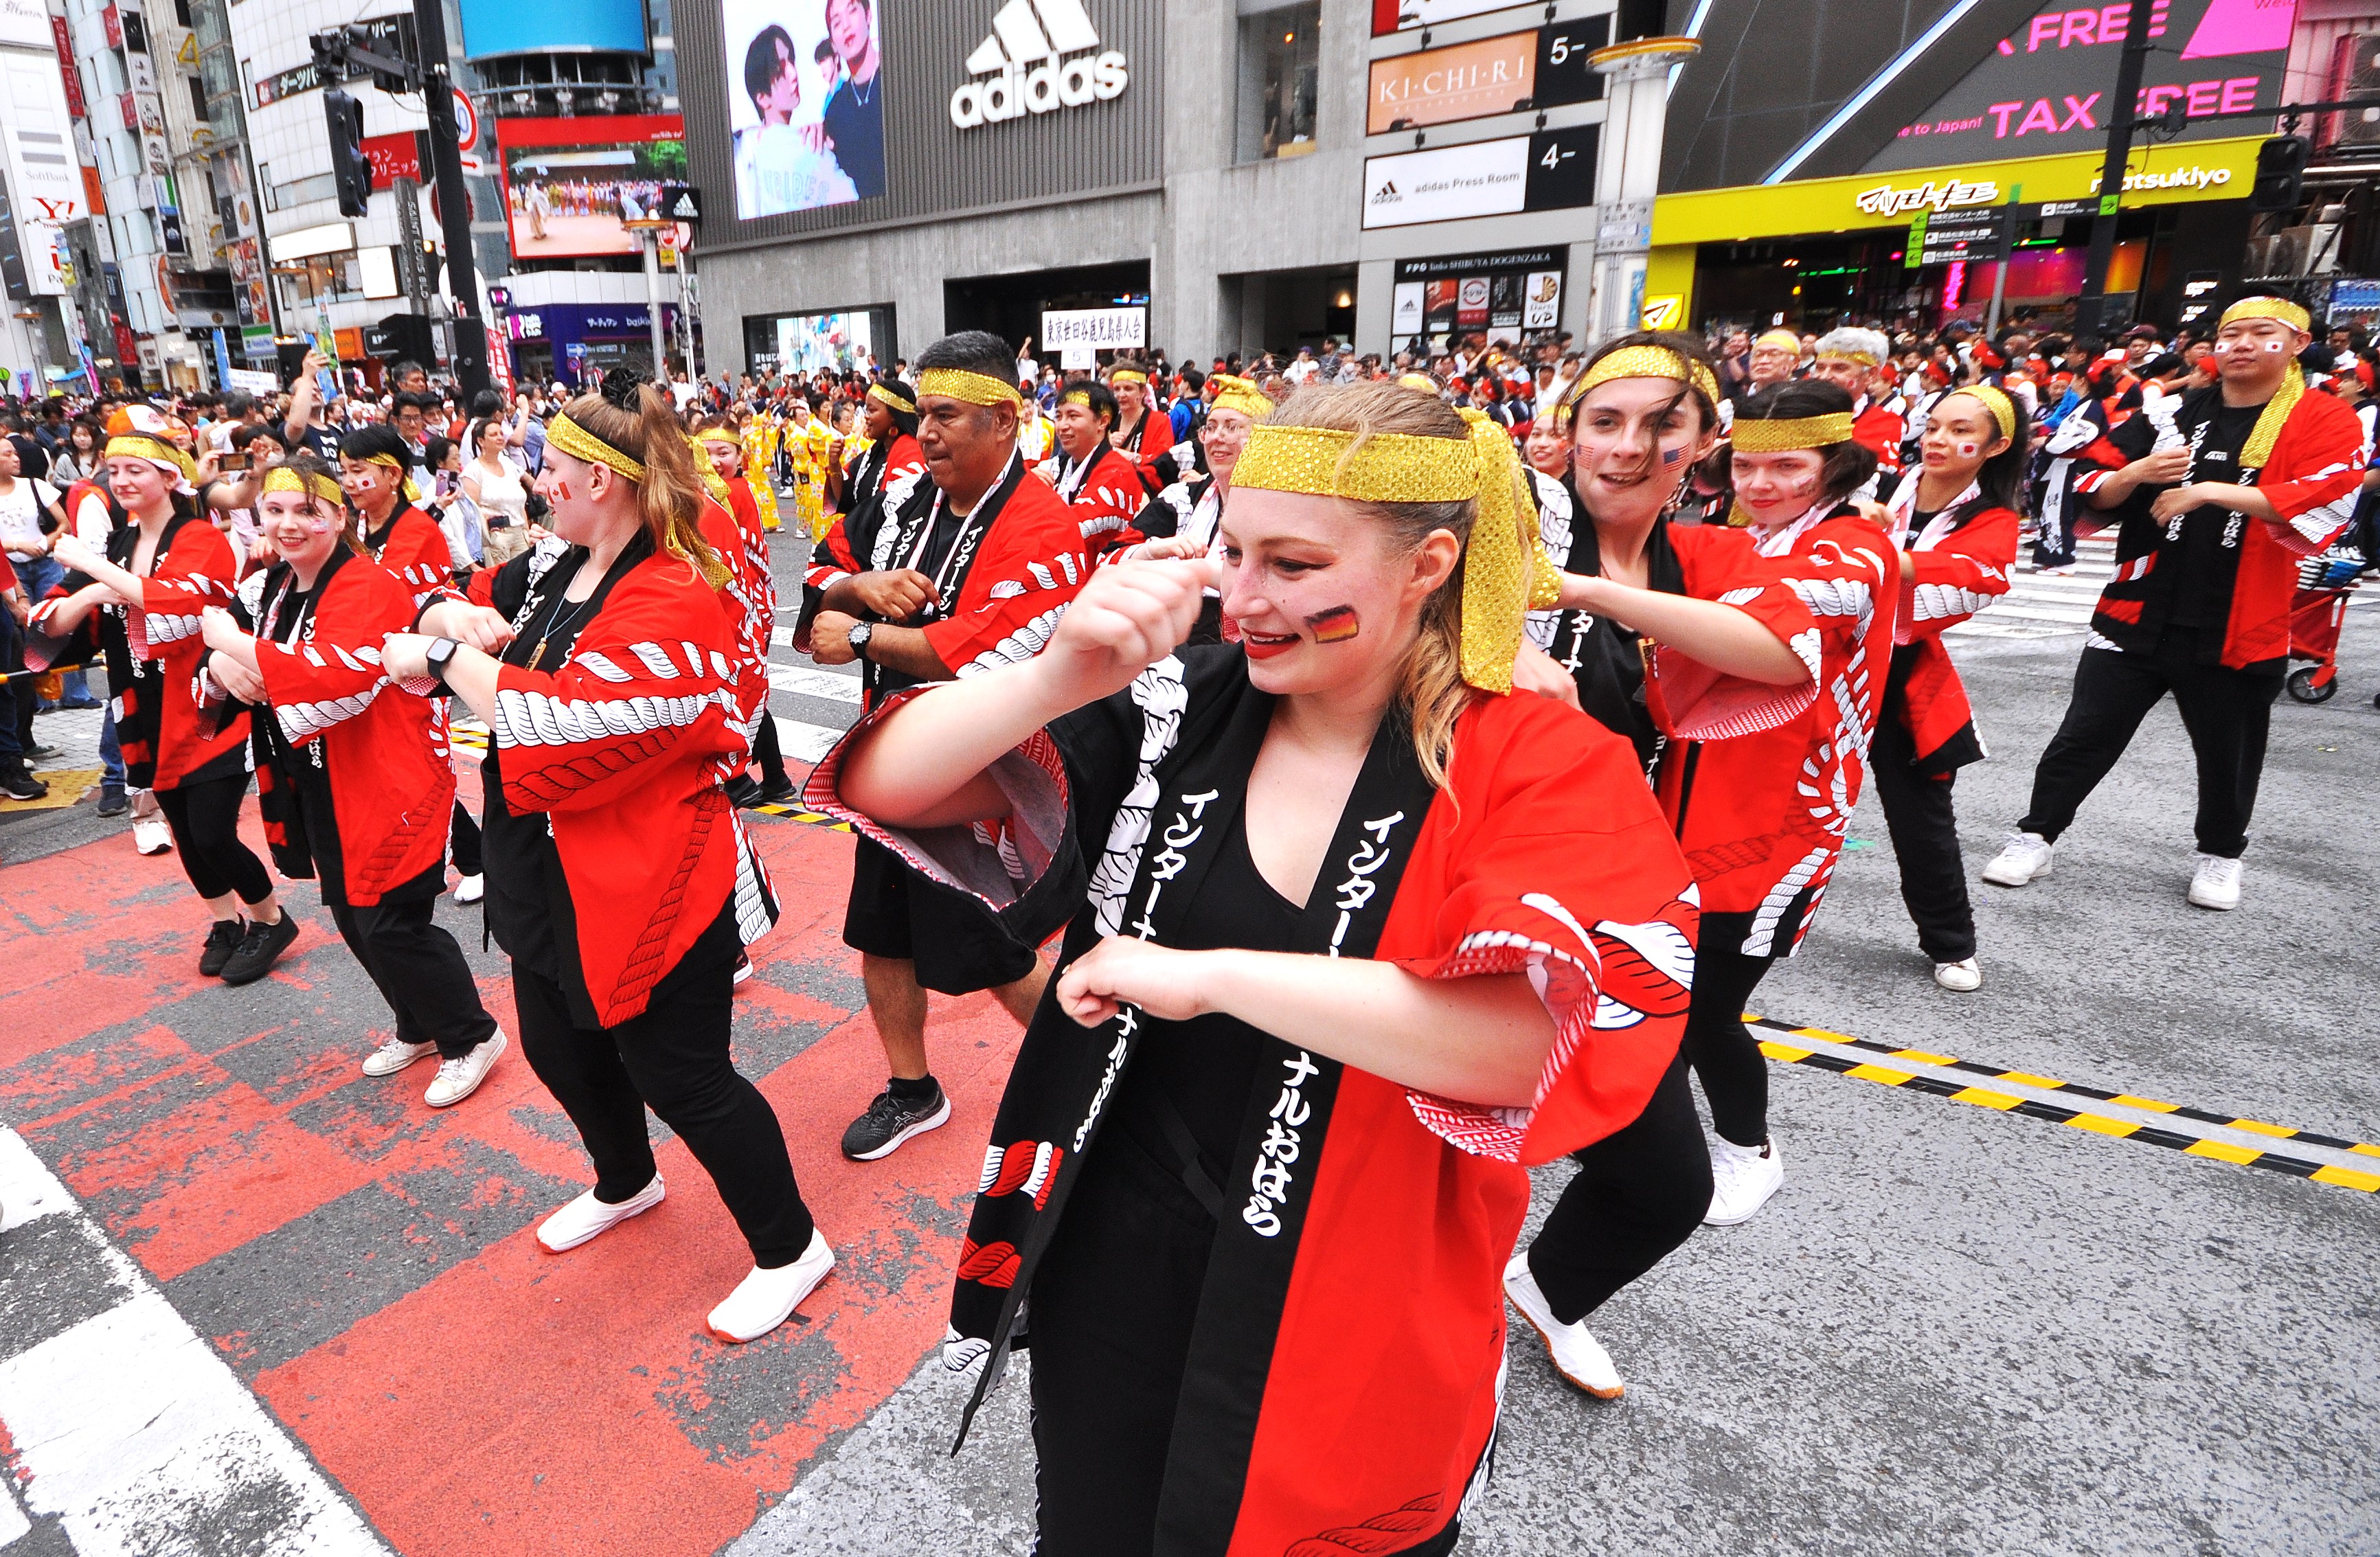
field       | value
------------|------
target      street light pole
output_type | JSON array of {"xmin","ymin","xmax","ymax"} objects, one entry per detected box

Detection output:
[
  {"xmin": 411, "ymin": 0, "xmax": 489, "ymax": 398},
  {"xmin": 2076, "ymin": 0, "xmax": 2158, "ymax": 338}
]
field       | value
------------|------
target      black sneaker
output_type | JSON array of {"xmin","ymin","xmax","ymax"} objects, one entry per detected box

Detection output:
[
  {"xmin": 0, "ymin": 767, "xmax": 48, "ymax": 802},
  {"xmin": 21, "ymin": 743, "xmax": 57, "ymax": 762},
  {"xmin": 724, "ymin": 774, "xmax": 762, "ymax": 808},
  {"xmin": 757, "ymin": 774, "xmax": 797, "ymax": 804},
  {"xmin": 199, "ymin": 919, "xmax": 245, "ymax": 977},
  {"xmin": 841, "ymin": 1082, "xmax": 951, "ymax": 1161},
  {"xmin": 219, "ymin": 913, "xmax": 300, "ymax": 986},
  {"xmin": 94, "ymin": 785, "xmax": 128, "ymax": 817}
]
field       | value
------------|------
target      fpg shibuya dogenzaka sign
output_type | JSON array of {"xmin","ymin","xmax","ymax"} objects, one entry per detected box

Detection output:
[{"xmin": 950, "ymin": 0, "xmax": 1129, "ymax": 130}]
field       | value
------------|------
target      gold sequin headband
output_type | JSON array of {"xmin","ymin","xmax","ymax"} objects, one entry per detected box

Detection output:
[
  {"xmin": 1563, "ymin": 346, "xmax": 1723, "ymax": 422},
  {"xmin": 104, "ymin": 433, "xmax": 196, "ymax": 484},
  {"xmin": 1059, "ymin": 389, "xmax": 1095, "ymax": 410},
  {"xmin": 1208, "ymin": 374, "xmax": 1272, "ymax": 419},
  {"xmin": 867, "ymin": 383, "xmax": 915, "ymax": 413},
  {"xmin": 1396, "ymin": 374, "xmax": 1442, "ymax": 396},
  {"xmin": 355, "ymin": 450, "xmax": 422, "ymax": 502},
  {"xmin": 1108, "ymin": 368, "xmax": 1148, "ymax": 386},
  {"xmin": 917, "ymin": 368, "xmax": 1023, "ymax": 408},
  {"xmin": 1233, "ymin": 416, "xmax": 1557, "ymax": 694},
  {"xmin": 2221, "ymin": 297, "xmax": 2311, "ymax": 332},
  {"xmin": 545, "ymin": 413, "xmax": 646, "ymax": 482},
  {"xmin": 1946, "ymin": 385, "xmax": 2017, "ymax": 443},
  {"xmin": 261, "ymin": 466, "xmax": 344, "ymax": 507},
  {"xmin": 1730, "ymin": 412, "xmax": 1857, "ymax": 453}
]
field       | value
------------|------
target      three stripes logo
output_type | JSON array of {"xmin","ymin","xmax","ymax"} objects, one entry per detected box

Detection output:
[{"xmin": 949, "ymin": 0, "xmax": 1130, "ymax": 130}]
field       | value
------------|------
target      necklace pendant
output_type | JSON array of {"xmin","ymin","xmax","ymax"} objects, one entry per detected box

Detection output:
[{"xmin": 528, "ymin": 637, "xmax": 547, "ymax": 671}]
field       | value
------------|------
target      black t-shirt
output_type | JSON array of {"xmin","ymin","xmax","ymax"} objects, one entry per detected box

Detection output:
[
  {"xmin": 822, "ymin": 72, "xmax": 885, "ymax": 198},
  {"xmin": 2164, "ymin": 401, "xmax": 2262, "ymax": 629},
  {"xmin": 1109, "ymin": 810, "xmax": 1299, "ymax": 1186}
]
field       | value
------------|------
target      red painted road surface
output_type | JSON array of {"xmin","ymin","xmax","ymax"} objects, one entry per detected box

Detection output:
[{"xmin": 0, "ymin": 770, "xmax": 1018, "ymax": 1555}]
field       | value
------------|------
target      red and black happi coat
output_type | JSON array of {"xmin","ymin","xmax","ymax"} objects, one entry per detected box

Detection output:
[
  {"xmin": 361, "ymin": 502, "xmax": 454, "ymax": 609},
  {"xmin": 1881, "ymin": 473, "xmax": 2018, "ymax": 776},
  {"xmin": 809, "ymin": 648, "xmax": 1697, "ymax": 1555},
  {"xmin": 802, "ymin": 433, "xmax": 926, "ymax": 619},
  {"xmin": 2087, "ymin": 380, "xmax": 2367, "ymax": 671},
  {"xmin": 698, "ymin": 484, "xmax": 775, "ymax": 747},
  {"xmin": 1044, "ymin": 441, "xmax": 1146, "ymax": 560},
  {"xmin": 457, "ymin": 537, "xmax": 779, "ymax": 1025},
  {"xmin": 1653, "ymin": 505, "xmax": 1898, "ymax": 957},
  {"xmin": 211, "ymin": 545, "xmax": 455, "ymax": 906},
  {"xmin": 30, "ymin": 510, "xmax": 247, "ymax": 791}
]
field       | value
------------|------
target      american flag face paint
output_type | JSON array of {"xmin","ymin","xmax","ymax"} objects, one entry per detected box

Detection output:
[{"xmin": 1304, "ymin": 604, "xmax": 1361, "ymax": 643}]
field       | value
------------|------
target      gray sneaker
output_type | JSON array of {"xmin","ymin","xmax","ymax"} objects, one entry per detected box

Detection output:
[{"xmin": 841, "ymin": 1082, "xmax": 951, "ymax": 1161}]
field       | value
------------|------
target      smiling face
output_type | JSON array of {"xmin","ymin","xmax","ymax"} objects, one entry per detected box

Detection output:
[
  {"xmin": 699, "ymin": 435, "xmax": 744, "ymax": 477},
  {"xmin": 1730, "ymin": 447, "xmax": 1831, "ymax": 526},
  {"xmin": 1567, "ymin": 376, "xmax": 1715, "ymax": 525},
  {"xmin": 104, "ymin": 455, "xmax": 174, "ymax": 515},
  {"xmin": 339, "ymin": 457, "xmax": 403, "ymax": 515},
  {"xmin": 1808, "ymin": 356, "xmax": 1867, "ymax": 395},
  {"xmin": 1747, "ymin": 343, "xmax": 1797, "ymax": 386},
  {"xmin": 1052, "ymin": 400, "xmax": 1108, "ymax": 461},
  {"xmin": 258, "ymin": 485, "xmax": 341, "ymax": 577},
  {"xmin": 1198, "ymin": 406, "xmax": 1252, "ymax": 484},
  {"xmin": 1217, "ymin": 488, "xmax": 1456, "ymax": 696}
]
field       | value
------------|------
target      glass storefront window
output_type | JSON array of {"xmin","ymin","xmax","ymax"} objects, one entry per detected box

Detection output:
[{"xmin": 1239, "ymin": 3, "xmax": 1319, "ymax": 163}]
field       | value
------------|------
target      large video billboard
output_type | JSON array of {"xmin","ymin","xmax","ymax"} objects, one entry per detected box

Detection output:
[
  {"xmin": 722, "ymin": 0, "xmax": 887, "ymax": 218},
  {"xmin": 495, "ymin": 115, "xmax": 687, "ymax": 261},
  {"xmin": 457, "ymin": 0, "xmax": 646, "ymax": 60}
]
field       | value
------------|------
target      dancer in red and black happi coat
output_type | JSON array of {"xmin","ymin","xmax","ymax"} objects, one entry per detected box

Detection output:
[
  {"xmin": 1984, "ymin": 296, "xmax": 2370, "ymax": 913},
  {"xmin": 385, "ymin": 378, "xmax": 824, "ymax": 1346},
  {"xmin": 802, "ymin": 379, "xmax": 927, "ymax": 627},
  {"xmin": 1039, "ymin": 378, "xmax": 1147, "ymax": 561},
  {"xmin": 692, "ymin": 418, "xmax": 792, "ymax": 810},
  {"xmin": 1876, "ymin": 385, "xmax": 2028, "ymax": 991},
  {"xmin": 41, "ymin": 410, "xmax": 299, "ymax": 986},
  {"xmin": 1494, "ymin": 338, "xmax": 1825, "ymax": 1398},
  {"xmin": 802, "ymin": 334, "xmax": 1093, "ymax": 1170},
  {"xmin": 195, "ymin": 455, "xmax": 507, "ymax": 1107},
  {"xmin": 818, "ymin": 385, "xmax": 1695, "ymax": 1557},
  {"xmin": 338, "ymin": 424, "xmax": 455, "ymax": 606}
]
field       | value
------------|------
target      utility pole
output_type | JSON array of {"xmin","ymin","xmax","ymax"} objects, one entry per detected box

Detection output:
[
  {"xmin": 409, "ymin": 0, "xmax": 488, "ymax": 398},
  {"xmin": 2076, "ymin": 0, "xmax": 2157, "ymax": 339}
]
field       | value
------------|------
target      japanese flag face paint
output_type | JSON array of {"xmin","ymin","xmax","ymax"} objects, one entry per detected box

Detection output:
[
  {"xmin": 1305, "ymin": 604, "xmax": 1361, "ymax": 643},
  {"xmin": 2265, "ymin": 339, "xmax": 2288, "ymax": 352},
  {"xmin": 1956, "ymin": 440, "xmax": 1980, "ymax": 458}
]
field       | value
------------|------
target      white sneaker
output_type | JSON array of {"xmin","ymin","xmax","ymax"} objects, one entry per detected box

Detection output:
[
  {"xmin": 537, "ymin": 1173, "xmax": 666, "ymax": 1253},
  {"xmin": 2188, "ymin": 853, "xmax": 2243, "ymax": 911},
  {"xmin": 1704, "ymin": 1135, "xmax": 1784, "ymax": 1226},
  {"xmin": 423, "ymin": 1028, "xmax": 506, "ymax": 1107},
  {"xmin": 1980, "ymin": 830, "xmax": 2054, "ymax": 887},
  {"xmin": 1501, "ymin": 1251, "xmax": 1624, "ymax": 1398},
  {"xmin": 708, "ymin": 1228, "xmax": 836, "ymax": 1343},
  {"xmin": 361, "ymin": 1037, "xmax": 438, "ymax": 1077},
  {"xmin": 1933, "ymin": 957, "xmax": 1982, "ymax": 992},
  {"xmin": 132, "ymin": 815, "xmax": 173, "ymax": 855},
  {"xmin": 451, "ymin": 873, "xmax": 484, "ymax": 904}
]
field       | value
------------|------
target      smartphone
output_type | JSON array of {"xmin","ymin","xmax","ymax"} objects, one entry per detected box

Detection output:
[{"xmin": 311, "ymin": 330, "xmax": 341, "ymax": 407}]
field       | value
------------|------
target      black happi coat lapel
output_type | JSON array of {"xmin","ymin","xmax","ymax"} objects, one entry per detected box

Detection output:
[{"xmin": 949, "ymin": 655, "xmax": 1438, "ymax": 1527}]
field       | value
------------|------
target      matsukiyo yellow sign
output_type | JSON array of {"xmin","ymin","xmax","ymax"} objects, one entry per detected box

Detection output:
[{"xmin": 1651, "ymin": 135, "xmax": 2266, "ymax": 247}]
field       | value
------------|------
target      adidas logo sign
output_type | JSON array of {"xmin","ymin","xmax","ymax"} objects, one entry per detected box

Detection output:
[
  {"xmin": 949, "ymin": 0, "xmax": 1129, "ymax": 130},
  {"xmin": 1372, "ymin": 181, "xmax": 1401, "ymax": 203}
]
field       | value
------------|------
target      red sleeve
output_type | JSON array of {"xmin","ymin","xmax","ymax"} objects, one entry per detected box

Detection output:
[
  {"xmin": 1069, "ymin": 448, "xmax": 1146, "ymax": 560},
  {"xmin": 256, "ymin": 564, "xmax": 412, "ymax": 745},
  {"xmin": 1899, "ymin": 505, "xmax": 2017, "ymax": 643},
  {"xmin": 805, "ymin": 510, "xmax": 863, "ymax": 593},
  {"xmin": 377, "ymin": 511, "xmax": 453, "ymax": 606},
  {"xmin": 1391, "ymin": 694, "xmax": 1697, "ymax": 1166},
  {"xmin": 488, "ymin": 573, "xmax": 740, "ymax": 814},
  {"xmin": 134, "ymin": 521, "xmax": 239, "ymax": 656},
  {"xmin": 1855, "ymin": 405, "xmax": 1905, "ymax": 475},
  {"xmin": 919, "ymin": 484, "xmax": 1089, "ymax": 677},
  {"xmin": 1648, "ymin": 525, "xmax": 1822, "ymax": 740},
  {"xmin": 2258, "ymin": 391, "xmax": 2368, "ymax": 557},
  {"xmin": 884, "ymin": 434, "xmax": 926, "ymax": 484}
]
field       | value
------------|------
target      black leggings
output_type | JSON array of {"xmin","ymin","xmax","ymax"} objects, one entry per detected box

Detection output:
[
  {"xmin": 328, "ymin": 865, "xmax": 498, "ymax": 1058},
  {"xmin": 750, "ymin": 713, "xmax": 785, "ymax": 786},
  {"xmin": 1521, "ymin": 910, "xmax": 1776, "ymax": 1327},
  {"xmin": 449, "ymin": 799, "xmax": 483, "ymax": 877},
  {"xmin": 512, "ymin": 905, "xmax": 813, "ymax": 1267},
  {"xmin": 156, "ymin": 773, "xmax": 273, "ymax": 906},
  {"xmin": 1869, "ymin": 713, "xmax": 1976, "ymax": 964}
]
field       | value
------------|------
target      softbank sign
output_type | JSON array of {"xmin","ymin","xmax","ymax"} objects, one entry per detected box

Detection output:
[{"xmin": 949, "ymin": 0, "xmax": 1129, "ymax": 130}]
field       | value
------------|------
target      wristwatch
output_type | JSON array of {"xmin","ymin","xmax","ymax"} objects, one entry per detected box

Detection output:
[
  {"xmin": 846, "ymin": 621, "xmax": 874, "ymax": 661},
  {"xmin": 423, "ymin": 636, "xmax": 462, "ymax": 690}
]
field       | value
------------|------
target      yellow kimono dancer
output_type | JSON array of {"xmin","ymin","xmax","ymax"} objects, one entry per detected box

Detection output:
[
  {"xmin": 786, "ymin": 405, "xmax": 837, "ymax": 540},
  {"xmin": 742, "ymin": 412, "xmax": 784, "ymax": 532}
]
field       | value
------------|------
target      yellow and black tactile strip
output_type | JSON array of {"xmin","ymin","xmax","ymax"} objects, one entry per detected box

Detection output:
[
  {"xmin": 446, "ymin": 725, "xmax": 849, "ymax": 830},
  {"xmin": 1749, "ymin": 1016, "xmax": 2380, "ymax": 1195}
]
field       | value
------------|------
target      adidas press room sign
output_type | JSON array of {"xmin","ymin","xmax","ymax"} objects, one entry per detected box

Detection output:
[{"xmin": 949, "ymin": 0, "xmax": 1129, "ymax": 130}]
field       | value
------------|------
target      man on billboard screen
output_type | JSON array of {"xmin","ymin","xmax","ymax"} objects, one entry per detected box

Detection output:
[{"xmin": 727, "ymin": 0, "xmax": 884, "ymax": 218}]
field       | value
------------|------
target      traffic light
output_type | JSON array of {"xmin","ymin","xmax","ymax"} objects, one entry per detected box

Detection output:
[
  {"xmin": 2251, "ymin": 135, "xmax": 2309, "ymax": 212},
  {"xmin": 325, "ymin": 89, "xmax": 370, "ymax": 219}
]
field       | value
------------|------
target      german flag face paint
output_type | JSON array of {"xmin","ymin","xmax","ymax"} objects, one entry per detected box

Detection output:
[{"xmin": 1305, "ymin": 604, "xmax": 1361, "ymax": 643}]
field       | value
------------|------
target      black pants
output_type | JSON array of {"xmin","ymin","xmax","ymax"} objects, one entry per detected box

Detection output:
[
  {"xmin": 1527, "ymin": 1051, "xmax": 1713, "ymax": 1326},
  {"xmin": 1869, "ymin": 715, "xmax": 1977, "ymax": 964},
  {"xmin": 156, "ymin": 773, "xmax": 273, "ymax": 905},
  {"xmin": 449, "ymin": 799, "xmax": 482, "ymax": 877},
  {"xmin": 511, "ymin": 905, "xmax": 813, "ymax": 1267},
  {"xmin": 0, "ymin": 606, "xmax": 35, "ymax": 762},
  {"xmin": 328, "ymin": 865, "xmax": 498, "ymax": 1058},
  {"xmin": 1681, "ymin": 909, "xmax": 1776, "ymax": 1150},
  {"xmin": 2019, "ymin": 634, "xmax": 2284, "ymax": 859},
  {"xmin": 1028, "ymin": 1130, "xmax": 1460, "ymax": 1557},
  {"xmin": 750, "ymin": 713, "xmax": 785, "ymax": 786}
]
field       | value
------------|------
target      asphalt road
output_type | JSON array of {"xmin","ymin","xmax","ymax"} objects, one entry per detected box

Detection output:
[{"xmin": 1, "ymin": 532, "xmax": 2374, "ymax": 1557}]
